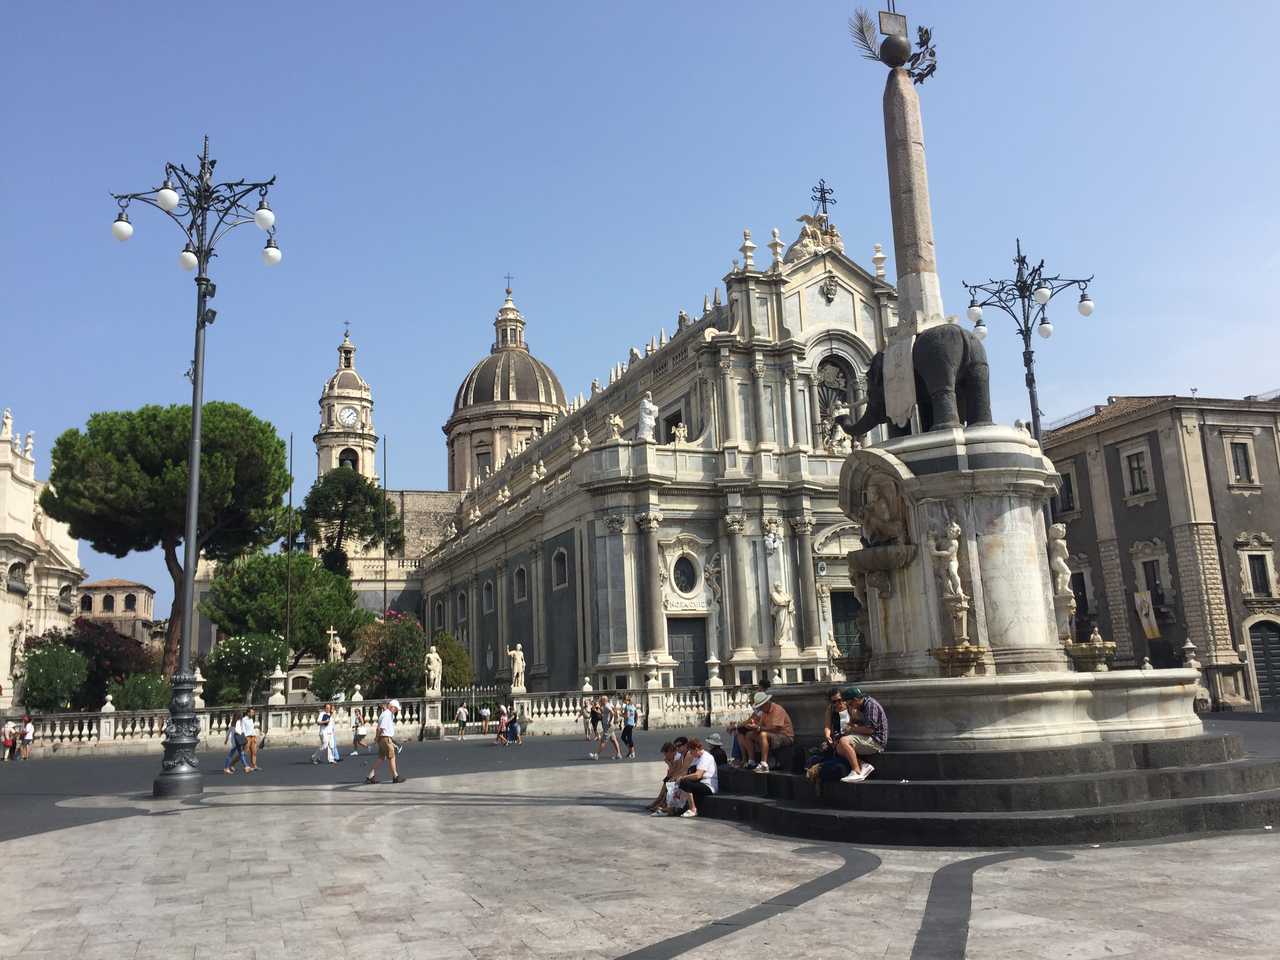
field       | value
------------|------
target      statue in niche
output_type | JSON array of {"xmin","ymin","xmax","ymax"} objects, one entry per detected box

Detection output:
[
  {"xmin": 607, "ymin": 413, "xmax": 624, "ymax": 440},
  {"xmin": 424, "ymin": 644, "xmax": 443, "ymax": 696},
  {"xmin": 769, "ymin": 582, "xmax": 794, "ymax": 647},
  {"xmin": 826, "ymin": 417, "xmax": 853, "ymax": 455},
  {"xmin": 508, "ymin": 643, "xmax": 526, "ymax": 689},
  {"xmin": 861, "ymin": 475, "xmax": 907, "ymax": 547},
  {"xmin": 1048, "ymin": 523, "xmax": 1073, "ymax": 596},
  {"xmin": 637, "ymin": 391, "xmax": 659, "ymax": 442},
  {"xmin": 930, "ymin": 521, "xmax": 965, "ymax": 599},
  {"xmin": 672, "ymin": 421, "xmax": 688, "ymax": 444}
]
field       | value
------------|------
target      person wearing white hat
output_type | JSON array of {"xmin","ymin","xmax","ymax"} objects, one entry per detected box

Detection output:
[
  {"xmin": 366, "ymin": 699, "xmax": 405, "ymax": 784},
  {"xmin": 736, "ymin": 690, "xmax": 794, "ymax": 773}
]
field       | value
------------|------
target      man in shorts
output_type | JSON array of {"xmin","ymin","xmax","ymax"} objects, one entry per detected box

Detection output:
[
  {"xmin": 455, "ymin": 703, "xmax": 469, "ymax": 741},
  {"xmin": 736, "ymin": 691, "xmax": 794, "ymax": 773},
  {"xmin": 836, "ymin": 685, "xmax": 888, "ymax": 783},
  {"xmin": 366, "ymin": 699, "xmax": 404, "ymax": 784}
]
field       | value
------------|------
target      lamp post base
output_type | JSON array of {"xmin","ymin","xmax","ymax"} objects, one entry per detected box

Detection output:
[{"xmin": 152, "ymin": 670, "xmax": 204, "ymax": 799}]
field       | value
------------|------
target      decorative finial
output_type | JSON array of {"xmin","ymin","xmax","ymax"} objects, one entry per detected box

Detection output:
[
  {"xmin": 850, "ymin": 7, "xmax": 937, "ymax": 83},
  {"xmin": 503, "ymin": 272, "xmax": 515, "ymax": 296},
  {"xmin": 739, "ymin": 229, "xmax": 756, "ymax": 271},
  {"xmin": 872, "ymin": 242, "xmax": 887, "ymax": 278},
  {"xmin": 703, "ymin": 294, "xmax": 711, "ymax": 314},
  {"xmin": 811, "ymin": 179, "xmax": 837, "ymax": 216},
  {"xmin": 769, "ymin": 228, "xmax": 785, "ymax": 271},
  {"xmin": 713, "ymin": 287, "xmax": 722, "ymax": 306}
]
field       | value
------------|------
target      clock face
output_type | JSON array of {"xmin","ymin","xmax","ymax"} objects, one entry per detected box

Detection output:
[{"xmin": 338, "ymin": 406, "xmax": 359, "ymax": 427}]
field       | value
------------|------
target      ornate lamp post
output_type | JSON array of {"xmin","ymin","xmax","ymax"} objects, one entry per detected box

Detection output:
[
  {"xmin": 962, "ymin": 239, "xmax": 1094, "ymax": 441},
  {"xmin": 111, "ymin": 137, "xmax": 280, "ymax": 798}
]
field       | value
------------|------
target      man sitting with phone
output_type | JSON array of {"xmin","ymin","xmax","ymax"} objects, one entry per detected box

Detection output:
[{"xmin": 736, "ymin": 691, "xmax": 794, "ymax": 774}]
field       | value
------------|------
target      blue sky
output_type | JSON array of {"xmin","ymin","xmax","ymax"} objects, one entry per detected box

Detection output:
[{"xmin": 4, "ymin": 1, "xmax": 1279, "ymax": 613}]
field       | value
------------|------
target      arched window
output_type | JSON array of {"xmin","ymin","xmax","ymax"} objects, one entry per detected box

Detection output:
[
  {"xmin": 816, "ymin": 356, "xmax": 857, "ymax": 421},
  {"xmin": 102, "ymin": 594, "xmax": 116, "ymax": 613},
  {"xmin": 456, "ymin": 591, "xmax": 468, "ymax": 622},
  {"xmin": 124, "ymin": 593, "xmax": 137, "ymax": 612},
  {"xmin": 80, "ymin": 593, "xmax": 93, "ymax": 613},
  {"xmin": 59, "ymin": 585, "xmax": 74, "ymax": 612},
  {"xmin": 552, "ymin": 548, "xmax": 569, "ymax": 590},
  {"xmin": 6, "ymin": 562, "xmax": 26, "ymax": 592},
  {"xmin": 291, "ymin": 675, "xmax": 311, "ymax": 692},
  {"xmin": 339, "ymin": 448, "xmax": 359, "ymax": 472},
  {"xmin": 482, "ymin": 580, "xmax": 494, "ymax": 613},
  {"xmin": 434, "ymin": 600, "xmax": 445, "ymax": 630},
  {"xmin": 514, "ymin": 567, "xmax": 528, "ymax": 602}
]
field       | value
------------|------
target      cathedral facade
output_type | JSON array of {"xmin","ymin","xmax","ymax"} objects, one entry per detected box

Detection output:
[{"xmin": 327, "ymin": 214, "xmax": 897, "ymax": 692}]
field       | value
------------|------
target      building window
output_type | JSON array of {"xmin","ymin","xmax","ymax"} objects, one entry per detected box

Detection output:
[
  {"xmin": 1058, "ymin": 472, "xmax": 1075, "ymax": 512},
  {"xmin": 1126, "ymin": 452, "xmax": 1149, "ymax": 495},
  {"xmin": 80, "ymin": 593, "xmax": 93, "ymax": 613},
  {"xmin": 6, "ymin": 563, "xmax": 27, "ymax": 594},
  {"xmin": 124, "ymin": 593, "xmax": 137, "ymax": 612},
  {"xmin": 456, "ymin": 591, "xmax": 468, "ymax": 622},
  {"xmin": 830, "ymin": 590, "xmax": 863, "ymax": 656},
  {"xmin": 514, "ymin": 567, "xmax": 528, "ymax": 602},
  {"xmin": 663, "ymin": 411, "xmax": 685, "ymax": 443},
  {"xmin": 1118, "ymin": 439, "xmax": 1157, "ymax": 506},
  {"xmin": 551, "ymin": 548, "xmax": 569, "ymax": 590},
  {"xmin": 1249, "ymin": 555, "xmax": 1273, "ymax": 597},
  {"xmin": 475, "ymin": 449, "xmax": 492, "ymax": 476},
  {"xmin": 339, "ymin": 448, "xmax": 359, "ymax": 472},
  {"xmin": 291, "ymin": 676, "xmax": 310, "ymax": 692},
  {"xmin": 816, "ymin": 356, "xmax": 855, "ymax": 423},
  {"xmin": 433, "ymin": 600, "xmax": 445, "ymax": 631},
  {"xmin": 1231, "ymin": 442, "xmax": 1254, "ymax": 484},
  {"xmin": 482, "ymin": 580, "xmax": 494, "ymax": 613},
  {"xmin": 103, "ymin": 594, "xmax": 116, "ymax": 613},
  {"xmin": 737, "ymin": 669, "xmax": 755, "ymax": 686},
  {"xmin": 1129, "ymin": 538, "xmax": 1173, "ymax": 610},
  {"xmin": 1142, "ymin": 559, "xmax": 1165, "ymax": 606},
  {"xmin": 672, "ymin": 555, "xmax": 698, "ymax": 595}
]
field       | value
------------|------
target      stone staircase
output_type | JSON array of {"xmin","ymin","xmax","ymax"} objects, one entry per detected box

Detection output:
[{"xmin": 702, "ymin": 734, "xmax": 1280, "ymax": 846}]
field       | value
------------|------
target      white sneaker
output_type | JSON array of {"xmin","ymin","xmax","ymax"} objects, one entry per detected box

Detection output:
[
  {"xmin": 860, "ymin": 763, "xmax": 875, "ymax": 780},
  {"xmin": 841, "ymin": 767, "xmax": 869, "ymax": 784},
  {"xmin": 753, "ymin": 762, "xmax": 770, "ymax": 774}
]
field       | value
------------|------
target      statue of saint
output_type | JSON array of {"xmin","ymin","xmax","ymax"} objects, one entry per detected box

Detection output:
[
  {"xmin": 424, "ymin": 644, "xmax": 443, "ymax": 696},
  {"xmin": 637, "ymin": 391, "xmax": 659, "ymax": 442},
  {"xmin": 769, "ymin": 582, "xmax": 793, "ymax": 647},
  {"xmin": 508, "ymin": 643, "xmax": 526, "ymax": 689}
]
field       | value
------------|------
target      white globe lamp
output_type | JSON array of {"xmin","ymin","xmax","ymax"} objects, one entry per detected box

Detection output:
[
  {"xmin": 973, "ymin": 318, "xmax": 988, "ymax": 341},
  {"xmin": 156, "ymin": 180, "xmax": 180, "ymax": 212},
  {"xmin": 178, "ymin": 244, "xmax": 198, "ymax": 271},
  {"xmin": 1037, "ymin": 319, "xmax": 1054, "ymax": 339},
  {"xmin": 253, "ymin": 199, "xmax": 275, "ymax": 231},
  {"xmin": 1033, "ymin": 283, "xmax": 1052, "ymax": 305},
  {"xmin": 1077, "ymin": 292, "xmax": 1094, "ymax": 317},
  {"xmin": 261, "ymin": 237, "xmax": 282, "ymax": 266},
  {"xmin": 111, "ymin": 212, "xmax": 133, "ymax": 242},
  {"xmin": 966, "ymin": 300, "xmax": 983, "ymax": 324}
]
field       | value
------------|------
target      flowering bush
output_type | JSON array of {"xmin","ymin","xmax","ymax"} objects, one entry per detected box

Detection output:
[
  {"xmin": 21, "ymin": 643, "xmax": 89, "ymax": 712},
  {"xmin": 204, "ymin": 633, "xmax": 287, "ymax": 704},
  {"xmin": 356, "ymin": 612, "xmax": 427, "ymax": 700},
  {"xmin": 107, "ymin": 672, "xmax": 171, "ymax": 711}
]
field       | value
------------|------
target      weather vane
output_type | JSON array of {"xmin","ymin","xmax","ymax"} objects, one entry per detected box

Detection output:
[
  {"xmin": 849, "ymin": 5, "xmax": 937, "ymax": 84},
  {"xmin": 811, "ymin": 178, "xmax": 837, "ymax": 216}
]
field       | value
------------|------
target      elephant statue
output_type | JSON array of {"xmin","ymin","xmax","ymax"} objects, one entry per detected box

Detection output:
[{"xmin": 839, "ymin": 324, "xmax": 992, "ymax": 438}]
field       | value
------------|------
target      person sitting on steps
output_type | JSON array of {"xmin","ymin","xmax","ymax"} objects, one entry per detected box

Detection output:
[
  {"xmin": 736, "ymin": 691, "xmax": 794, "ymax": 774},
  {"xmin": 835, "ymin": 685, "xmax": 888, "ymax": 783}
]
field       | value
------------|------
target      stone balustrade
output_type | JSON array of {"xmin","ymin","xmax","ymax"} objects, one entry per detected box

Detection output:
[{"xmin": 2, "ymin": 683, "xmax": 764, "ymax": 757}]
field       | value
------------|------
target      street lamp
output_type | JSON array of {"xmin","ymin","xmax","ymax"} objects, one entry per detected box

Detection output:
[
  {"xmin": 111, "ymin": 136, "xmax": 279, "ymax": 799},
  {"xmin": 962, "ymin": 239, "xmax": 1094, "ymax": 441}
]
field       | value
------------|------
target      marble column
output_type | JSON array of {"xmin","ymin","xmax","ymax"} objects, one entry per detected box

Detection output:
[
  {"xmin": 637, "ymin": 512, "xmax": 666, "ymax": 655},
  {"xmin": 719, "ymin": 355, "xmax": 738, "ymax": 444},
  {"xmin": 495, "ymin": 559, "xmax": 508, "ymax": 661},
  {"xmin": 725, "ymin": 513, "xmax": 753, "ymax": 654},
  {"xmin": 750, "ymin": 359, "xmax": 769, "ymax": 446},
  {"xmin": 787, "ymin": 365, "xmax": 807, "ymax": 450},
  {"xmin": 808, "ymin": 376, "xmax": 823, "ymax": 452},
  {"xmin": 791, "ymin": 516, "xmax": 820, "ymax": 650}
]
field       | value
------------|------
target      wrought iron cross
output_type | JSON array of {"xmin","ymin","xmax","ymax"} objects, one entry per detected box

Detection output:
[
  {"xmin": 811, "ymin": 179, "xmax": 837, "ymax": 215},
  {"xmin": 504, "ymin": 272, "xmax": 515, "ymax": 291}
]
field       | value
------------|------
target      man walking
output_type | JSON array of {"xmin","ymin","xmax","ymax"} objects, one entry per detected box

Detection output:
[
  {"xmin": 242, "ymin": 707, "xmax": 260, "ymax": 771},
  {"xmin": 312, "ymin": 703, "xmax": 339, "ymax": 765},
  {"xmin": 367, "ymin": 699, "xmax": 405, "ymax": 784},
  {"xmin": 455, "ymin": 703, "xmax": 469, "ymax": 740}
]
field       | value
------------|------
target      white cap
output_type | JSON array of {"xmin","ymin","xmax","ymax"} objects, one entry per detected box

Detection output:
[{"xmin": 388, "ymin": 699, "xmax": 401, "ymax": 711}]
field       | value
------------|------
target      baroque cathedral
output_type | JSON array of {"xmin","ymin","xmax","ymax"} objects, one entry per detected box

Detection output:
[{"xmin": 316, "ymin": 209, "xmax": 898, "ymax": 692}]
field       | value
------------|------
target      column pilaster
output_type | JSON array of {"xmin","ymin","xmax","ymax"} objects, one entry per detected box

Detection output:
[
  {"xmin": 637, "ymin": 512, "xmax": 667, "ymax": 657},
  {"xmin": 791, "ymin": 515, "xmax": 820, "ymax": 650},
  {"xmin": 750, "ymin": 357, "xmax": 769, "ymax": 447},
  {"xmin": 725, "ymin": 513, "xmax": 755, "ymax": 659},
  {"xmin": 787, "ymin": 365, "xmax": 807, "ymax": 451},
  {"xmin": 719, "ymin": 354, "xmax": 738, "ymax": 445},
  {"xmin": 528, "ymin": 541, "xmax": 545, "ymax": 674}
]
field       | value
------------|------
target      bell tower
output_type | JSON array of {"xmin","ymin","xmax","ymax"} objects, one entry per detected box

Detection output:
[{"xmin": 314, "ymin": 330, "xmax": 378, "ymax": 480}]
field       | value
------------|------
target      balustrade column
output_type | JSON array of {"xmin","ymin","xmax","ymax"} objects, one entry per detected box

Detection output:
[
  {"xmin": 637, "ymin": 512, "xmax": 666, "ymax": 655},
  {"xmin": 725, "ymin": 513, "xmax": 753, "ymax": 653},
  {"xmin": 791, "ymin": 516, "xmax": 821, "ymax": 650}
]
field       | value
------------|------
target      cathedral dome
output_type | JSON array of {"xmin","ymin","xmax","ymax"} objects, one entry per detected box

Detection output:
[{"xmin": 451, "ymin": 289, "xmax": 565, "ymax": 415}]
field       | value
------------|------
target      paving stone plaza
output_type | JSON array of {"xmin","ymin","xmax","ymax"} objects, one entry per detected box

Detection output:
[{"xmin": 1, "ymin": 717, "xmax": 1277, "ymax": 960}]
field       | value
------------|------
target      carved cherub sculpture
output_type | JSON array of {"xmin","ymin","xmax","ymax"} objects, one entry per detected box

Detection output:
[
  {"xmin": 1048, "ymin": 522, "xmax": 1073, "ymax": 596},
  {"xmin": 930, "ymin": 521, "xmax": 964, "ymax": 599},
  {"xmin": 607, "ymin": 413, "xmax": 624, "ymax": 440}
]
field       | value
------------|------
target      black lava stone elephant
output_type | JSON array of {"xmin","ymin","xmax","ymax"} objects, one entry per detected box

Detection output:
[{"xmin": 839, "ymin": 323, "xmax": 993, "ymax": 438}]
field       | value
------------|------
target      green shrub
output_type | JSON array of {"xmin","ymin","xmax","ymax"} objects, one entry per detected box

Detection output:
[
  {"xmin": 22, "ymin": 643, "xmax": 89, "ymax": 712},
  {"xmin": 357, "ymin": 612, "xmax": 426, "ymax": 700},
  {"xmin": 309, "ymin": 659, "xmax": 362, "ymax": 702},
  {"xmin": 204, "ymin": 633, "xmax": 287, "ymax": 703},
  {"xmin": 106, "ymin": 672, "xmax": 171, "ymax": 711},
  {"xmin": 433, "ymin": 630, "xmax": 473, "ymax": 689}
]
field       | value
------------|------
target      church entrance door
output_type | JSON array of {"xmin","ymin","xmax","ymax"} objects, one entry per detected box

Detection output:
[
  {"xmin": 1250, "ymin": 621, "xmax": 1280, "ymax": 710},
  {"xmin": 666, "ymin": 617, "xmax": 708, "ymax": 687}
]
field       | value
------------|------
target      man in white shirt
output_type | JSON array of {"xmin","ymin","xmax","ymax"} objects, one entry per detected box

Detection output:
[
  {"xmin": 674, "ymin": 738, "xmax": 718, "ymax": 818},
  {"xmin": 312, "ymin": 704, "xmax": 339, "ymax": 765},
  {"xmin": 455, "ymin": 704, "xmax": 469, "ymax": 741},
  {"xmin": 366, "ymin": 699, "xmax": 404, "ymax": 784}
]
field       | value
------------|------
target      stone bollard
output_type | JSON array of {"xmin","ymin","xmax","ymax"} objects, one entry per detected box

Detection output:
[
  {"xmin": 350, "ymin": 683, "xmax": 364, "ymax": 705},
  {"xmin": 581, "ymin": 676, "xmax": 593, "ymax": 693},
  {"xmin": 99, "ymin": 694, "xmax": 116, "ymax": 744},
  {"xmin": 267, "ymin": 664, "xmax": 289, "ymax": 738},
  {"xmin": 421, "ymin": 690, "xmax": 443, "ymax": 740},
  {"xmin": 193, "ymin": 668, "xmax": 206, "ymax": 709}
]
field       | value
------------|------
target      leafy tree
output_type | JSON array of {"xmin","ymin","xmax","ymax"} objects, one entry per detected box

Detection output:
[
  {"xmin": 21, "ymin": 644, "xmax": 89, "ymax": 712},
  {"xmin": 433, "ymin": 630, "xmax": 474, "ymax": 689},
  {"xmin": 204, "ymin": 633, "xmax": 287, "ymax": 704},
  {"xmin": 309, "ymin": 659, "xmax": 363, "ymax": 703},
  {"xmin": 357, "ymin": 611, "xmax": 426, "ymax": 700},
  {"xmin": 29, "ymin": 618, "xmax": 155, "ymax": 710},
  {"xmin": 39, "ymin": 403, "xmax": 289, "ymax": 675},
  {"xmin": 301, "ymin": 467, "xmax": 405, "ymax": 576},
  {"xmin": 107, "ymin": 673, "xmax": 171, "ymax": 711},
  {"xmin": 199, "ymin": 551, "xmax": 371, "ymax": 669}
]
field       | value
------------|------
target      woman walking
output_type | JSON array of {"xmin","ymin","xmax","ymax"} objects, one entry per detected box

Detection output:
[
  {"xmin": 351, "ymin": 709, "xmax": 368, "ymax": 756},
  {"xmin": 621, "ymin": 694, "xmax": 638, "ymax": 759},
  {"xmin": 242, "ymin": 707, "xmax": 259, "ymax": 771},
  {"xmin": 20, "ymin": 716, "xmax": 34, "ymax": 760},
  {"xmin": 312, "ymin": 703, "xmax": 338, "ymax": 764},
  {"xmin": 587, "ymin": 697, "xmax": 602, "ymax": 759},
  {"xmin": 223, "ymin": 711, "xmax": 251, "ymax": 774},
  {"xmin": 597, "ymin": 696, "xmax": 622, "ymax": 760}
]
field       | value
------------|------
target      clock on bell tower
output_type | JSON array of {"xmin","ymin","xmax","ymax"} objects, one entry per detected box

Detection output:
[{"xmin": 314, "ymin": 330, "xmax": 378, "ymax": 480}]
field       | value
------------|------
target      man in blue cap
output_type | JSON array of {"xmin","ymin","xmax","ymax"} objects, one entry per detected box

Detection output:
[{"xmin": 835, "ymin": 685, "xmax": 888, "ymax": 783}]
